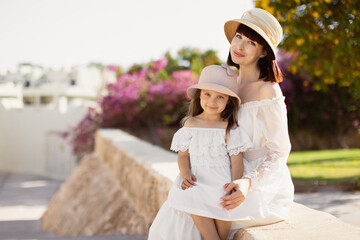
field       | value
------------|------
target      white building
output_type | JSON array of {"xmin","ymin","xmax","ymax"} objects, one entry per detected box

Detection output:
[{"xmin": 0, "ymin": 65, "xmax": 116, "ymax": 180}]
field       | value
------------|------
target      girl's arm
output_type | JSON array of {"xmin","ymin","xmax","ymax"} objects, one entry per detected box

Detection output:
[
  {"xmin": 221, "ymin": 153, "xmax": 245, "ymax": 204},
  {"xmin": 230, "ymin": 152, "xmax": 244, "ymax": 181},
  {"xmin": 178, "ymin": 150, "xmax": 196, "ymax": 188}
]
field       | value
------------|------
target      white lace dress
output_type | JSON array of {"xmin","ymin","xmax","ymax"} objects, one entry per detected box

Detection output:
[
  {"xmin": 148, "ymin": 97, "xmax": 294, "ymax": 240},
  {"xmin": 167, "ymin": 126, "xmax": 253, "ymax": 221}
]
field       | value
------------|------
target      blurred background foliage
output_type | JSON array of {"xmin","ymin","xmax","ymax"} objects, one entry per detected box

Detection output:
[
  {"xmin": 256, "ymin": 0, "xmax": 360, "ymax": 93},
  {"xmin": 66, "ymin": 1, "xmax": 360, "ymax": 158},
  {"xmin": 256, "ymin": 0, "xmax": 360, "ymax": 148},
  {"xmin": 66, "ymin": 48, "xmax": 221, "ymax": 157}
]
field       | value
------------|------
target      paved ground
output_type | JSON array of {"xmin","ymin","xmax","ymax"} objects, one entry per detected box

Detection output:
[
  {"xmin": 0, "ymin": 172, "xmax": 359, "ymax": 240},
  {"xmin": 0, "ymin": 172, "xmax": 147, "ymax": 240},
  {"xmin": 294, "ymin": 191, "xmax": 360, "ymax": 227}
]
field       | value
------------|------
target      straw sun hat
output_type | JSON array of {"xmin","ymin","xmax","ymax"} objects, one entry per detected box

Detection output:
[
  {"xmin": 224, "ymin": 8, "xmax": 283, "ymax": 59},
  {"xmin": 187, "ymin": 64, "xmax": 241, "ymax": 106}
]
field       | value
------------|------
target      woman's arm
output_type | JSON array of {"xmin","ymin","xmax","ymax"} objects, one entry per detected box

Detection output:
[
  {"xmin": 241, "ymin": 99, "xmax": 291, "ymax": 188},
  {"xmin": 221, "ymin": 95, "xmax": 291, "ymax": 209}
]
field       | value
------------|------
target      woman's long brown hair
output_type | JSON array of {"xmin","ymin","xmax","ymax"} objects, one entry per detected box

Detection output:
[{"xmin": 181, "ymin": 89, "xmax": 239, "ymax": 143}]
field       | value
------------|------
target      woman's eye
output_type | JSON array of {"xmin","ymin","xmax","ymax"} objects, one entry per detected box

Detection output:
[
  {"xmin": 249, "ymin": 41, "xmax": 256, "ymax": 46},
  {"xmin": 235, "ymin": 33, "xmax": 242, "ymax": 39},
  {"xmin": 204, "ymin": 93, "xmax": 210, "ymax": 96},
  {"xmin": 217, "ymin": 96, "xmax": 224, "ymax": 99}
]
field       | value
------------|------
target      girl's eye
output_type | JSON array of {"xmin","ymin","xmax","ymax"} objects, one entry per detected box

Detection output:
[
  {"xmin": 249, "ymin": 41, "xmax": 256, "ymax": 46},
  {"xmin": 235, "ymin": 33, "xmax": 242, "ymax": 39},
  {"xmin": 204, "ymin": 92, "xmax": 210, "ymax": 96},
  {"xmin": 217, "ymin": 95, "xmax": 224, "ymax": 99}
]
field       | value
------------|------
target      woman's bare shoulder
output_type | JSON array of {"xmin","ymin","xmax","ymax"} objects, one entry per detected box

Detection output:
[{"xmin": 257, "ymin": 82, "xmax": 283, "ymax": 99}]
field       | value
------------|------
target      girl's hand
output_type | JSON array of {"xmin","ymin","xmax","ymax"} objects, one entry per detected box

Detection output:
[
  {"xmin": 220, "ymin": 178, "xmax": 251, "ymax": 210},
  {"xmin": 181, "ymin": 174, "xmax": 197, "ymax": 190}
]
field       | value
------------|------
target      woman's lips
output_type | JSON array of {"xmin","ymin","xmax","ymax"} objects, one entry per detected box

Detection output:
[{"xmin": 233, "ymin": 50, "xmax": 244, "ymax": 58}]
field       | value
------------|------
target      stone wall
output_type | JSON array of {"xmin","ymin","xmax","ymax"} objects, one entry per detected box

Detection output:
[
  {"xmin": 41, "ymin": 154, "xmax": 148, "ymax": 236},
  {"xmin": 41, "ymin": 129, "xmax": 176, "ymax": 236},
  {"xmin": 41, "ymin": 129, "xmax": 360, "ymax": 239}
]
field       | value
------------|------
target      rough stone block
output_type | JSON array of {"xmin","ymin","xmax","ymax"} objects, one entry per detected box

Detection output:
[{"xmin": 41, "ymin": 154, "xmax": 147, "ymax": 236}]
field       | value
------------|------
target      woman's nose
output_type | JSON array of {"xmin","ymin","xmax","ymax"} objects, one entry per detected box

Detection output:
[
  {"xmin": 237, "ymin": 39, "xmax": 245, "ymax": 50},
  {"xmin": 232, "ymin": 39, "xmax": 244, "ymax": 50}
]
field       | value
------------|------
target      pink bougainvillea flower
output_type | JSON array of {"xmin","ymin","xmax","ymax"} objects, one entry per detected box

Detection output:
[
  {"xmin": 149, "ymin": 57, "xmax": 169, "ymax": 72},
  {"xmin": 107, "ymin": 65, "xmax": 119, "ymax": 72},
  {"xmin": 349, "ymin": 112, "xmax": 356, "ymax": 119},
  {"xmin": 171, "ymin": 70, "xmax": 195, "ymax": 82}
]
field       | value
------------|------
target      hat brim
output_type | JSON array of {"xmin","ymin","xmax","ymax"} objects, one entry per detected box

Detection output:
[
  {"xmin": 224, "ymin": 20, "xmax": 277, "ymax": 60},
  {"xmin": 187, "ymin": 83, "xmax": 241, "ymax": 106}
]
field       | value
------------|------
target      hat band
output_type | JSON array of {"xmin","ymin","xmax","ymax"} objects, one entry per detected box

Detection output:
[{"xmin": 241, "ymin": 11, "xmax": 276, "ymax": 47}]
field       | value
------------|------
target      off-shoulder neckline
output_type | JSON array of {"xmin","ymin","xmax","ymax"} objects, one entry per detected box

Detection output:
[{"xmin": 240, "ymin": 96, "xmax": 285, "ymax": 109}]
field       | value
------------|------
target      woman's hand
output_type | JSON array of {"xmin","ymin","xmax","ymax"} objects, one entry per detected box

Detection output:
[
  {"xmin": 220, "ymin": 178, "xmax": 251, "ymax": 210},
  {"xmin": 181, "ymin": 173, "xmax": 197, "ymax": 190}
]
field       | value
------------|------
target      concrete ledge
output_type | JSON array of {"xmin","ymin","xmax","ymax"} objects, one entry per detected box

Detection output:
[
  {"xmin": 234, "ymin": 203, "xmax": 360, "ymax": 240},
  {"xmin": 42, "ymin": 129, "xmax": 360, "ymax": 239}
]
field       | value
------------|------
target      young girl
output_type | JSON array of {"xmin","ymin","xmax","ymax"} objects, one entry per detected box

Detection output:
[{"xmin": 149, "ymin": 64, "xmax": 253, "ymax": 240}]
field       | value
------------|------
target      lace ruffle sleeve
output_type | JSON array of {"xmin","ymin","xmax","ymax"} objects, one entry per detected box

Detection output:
[
  {"xmin": 242, "ymin": 98, "xmax": 292, "ymax": 189},
  {"xmin": 227, "ymin": 126, "xmax": 254, "ymax": 156},
  {"xmin": 170, "ymin": 127, "xmax": 192, "ymax": 152}
]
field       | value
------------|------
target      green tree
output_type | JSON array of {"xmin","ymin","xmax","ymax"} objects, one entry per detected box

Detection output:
[
  {"xmin": 176, "ymin": 48, "xmax": 222, "ymax": 74},
  {"xmin": 255, "ymin": 0, "xmax": 360, "ymax": 96},
  {"xmin": 255, "ymin": 0, "xmax": 360, "ymax": 148}
]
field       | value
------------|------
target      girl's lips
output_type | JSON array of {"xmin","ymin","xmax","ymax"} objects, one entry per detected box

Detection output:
[
  {"xmin": 207, "ymin": 106, "xmax": 217, "ymax": 110},
  {"xmin": 233, "ymin": 50, "xmax": 244, "ymax": 58}
]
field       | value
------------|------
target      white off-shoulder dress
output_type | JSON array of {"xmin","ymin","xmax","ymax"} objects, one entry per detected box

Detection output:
[{"xmin": 148, "ymin": 97, "xmax": 294, "ymax": 240}]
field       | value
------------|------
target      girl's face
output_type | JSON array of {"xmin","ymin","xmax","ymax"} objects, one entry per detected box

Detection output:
[
  {"xmin": 230, "ymin": 32, "xmax": 267, "ymax": 66},
  {"xmin": 199, "ymin": 89, "xmax": 229, "ymax": 117}
]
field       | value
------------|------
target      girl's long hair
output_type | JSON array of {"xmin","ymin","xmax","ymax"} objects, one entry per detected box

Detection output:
[{"xmin": 181, "ymin": 89, "xmax": 239, "ymax": 143}]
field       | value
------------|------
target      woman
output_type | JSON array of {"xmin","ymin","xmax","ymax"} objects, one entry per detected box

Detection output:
[
  {"xmin": 148, "ymin": 8, "xmax": 294, "ymax": 240},
  {"xmin": 220, "ymin": 8, "xmax": 294, "ymax": 237}
]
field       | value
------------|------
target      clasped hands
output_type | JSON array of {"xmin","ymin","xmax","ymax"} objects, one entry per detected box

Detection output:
[{"xmin": 181, "ymin": 175, "xmax": 251, "ymax": 210}]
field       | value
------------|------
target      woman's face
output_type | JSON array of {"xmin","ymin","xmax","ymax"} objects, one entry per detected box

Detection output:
[{"xmin": 230, "ymin": 32, "xmax": 266, "ymax": 66}]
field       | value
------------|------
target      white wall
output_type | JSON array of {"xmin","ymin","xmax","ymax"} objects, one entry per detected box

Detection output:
[{"xmin": 0, "ymin": 105, "xmax": 87, "ymax": 180}]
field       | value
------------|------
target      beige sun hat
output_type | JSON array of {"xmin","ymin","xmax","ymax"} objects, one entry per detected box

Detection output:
[
  {"xmin": 224, "ymin": 8, "xmax": 283, "ymax": 59},
  {"xmin": 187, "ymin": 64, "xmax": 241, "ymax": 106}
]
